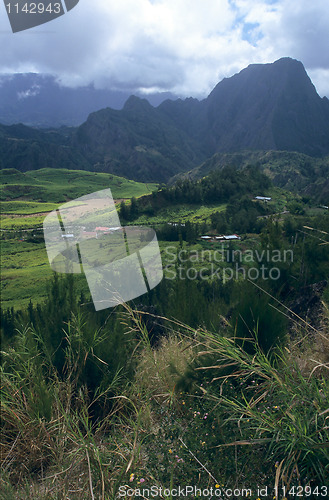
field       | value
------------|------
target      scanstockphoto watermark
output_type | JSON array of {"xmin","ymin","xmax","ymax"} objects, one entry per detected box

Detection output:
[
  {"xmin": 163, "ymin": 246, "xmax": 294, "ymax": 283},
  {"xmin": 118, "ymin": 485, "xmax": 254, "ymax": 498},
  {"xmin": 118, "ymin": 484, "xmax": 328, "ymax": 499}
]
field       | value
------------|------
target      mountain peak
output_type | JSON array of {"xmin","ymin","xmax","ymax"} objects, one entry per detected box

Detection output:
[
  {"xmin": 202, "ymin": 57, "xmax": 328, "ymax": 156},
  {"xmin": 123, "ymin": 95, "xmax": 154, "ymax": 111},
  {"xmin": 248, "ymin": 56, "xmax": 303, "ymax": 68}
]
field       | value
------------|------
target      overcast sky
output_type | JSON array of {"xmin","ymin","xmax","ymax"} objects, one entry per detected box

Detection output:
[{"xmin": 0, "ymin": 0, "xmax": 328, "ymax": 98}]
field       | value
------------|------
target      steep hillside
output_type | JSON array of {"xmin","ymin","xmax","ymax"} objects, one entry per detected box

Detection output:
[
  {"xmin": 0, "ymin": 123, "xmax": 91, "ymax": 172},
  {"xmin": 69, "ymin": 57, "xmax": 329, "ymax": 179},
  {"xmin": 181, "ymin": 150, "xmax": 329, "ymax": 203}
]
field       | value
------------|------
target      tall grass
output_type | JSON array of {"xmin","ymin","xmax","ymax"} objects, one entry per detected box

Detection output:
[
  {"xmin": 188, "ymin": 327, "xmax": 329, "ymax": 488},
  {"xmin": 1, "ymin": 305, "xmax": 328, "ymax": 497},
  {"xmin": 0, "ymin": 318, "xmax": 139, "ymax": 499},
  {"xmin": 126, "ymin": 305, "xmax": 329, "ymax": 489}
]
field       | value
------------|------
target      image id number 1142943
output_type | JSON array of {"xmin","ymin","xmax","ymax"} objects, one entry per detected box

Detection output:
[
  {"xmin": 275, "ymin": 485, "xmax": 328, "ymax": 497},
  {"xmin": 5, "ymin": 2, "xmax": 61, "ymax": 14}
]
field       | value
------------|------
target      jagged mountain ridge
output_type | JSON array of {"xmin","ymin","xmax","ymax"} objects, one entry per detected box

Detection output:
[
  {"xmin": 1, "ymin": 58, "xmax": 329, "ymax": 182},
  {"xmin": 71, "ymin": 95, "xmax": 205, "ymax": 182}
]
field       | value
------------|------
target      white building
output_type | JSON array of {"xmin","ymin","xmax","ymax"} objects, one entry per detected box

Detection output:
[{"xmin": 255, "ymin": 196, "xmax": 272, "ymax": 202}]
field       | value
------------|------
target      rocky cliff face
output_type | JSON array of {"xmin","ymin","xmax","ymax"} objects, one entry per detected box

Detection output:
[{"xmin": 159, "ymin": 58, "xmax": 329, "ymax": 156}]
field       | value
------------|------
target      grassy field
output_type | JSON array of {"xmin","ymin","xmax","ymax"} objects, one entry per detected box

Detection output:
[
  {"xmin": 0, "ymin": 232, "xmax": 254, "ymax": 310},
  {"xmin": 0, "ymin": 168, "xmax": 157, "ymax": 202},
  {"xmin": 0, "ymin": 168, "xmax": 158, "ymax": 230},
  {"xmin": 0, "ymin": 238, "xmax": 90, "ymax": 310},
  {"xmin": 2, "ymin": 236, "xmax": 235, "ymax": 310},
  {"xmin": 0, "ymin": 201, "xmax": 60, "ymax": 214}
]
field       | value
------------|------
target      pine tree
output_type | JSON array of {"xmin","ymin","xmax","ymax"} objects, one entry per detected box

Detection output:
[
  {"xmin": 120, "ymin": 200, "xmax": 129, "ymax": 221},
  {"xmin": 130, "ymin": 197, "xmax": 139, "ymax": 220}
]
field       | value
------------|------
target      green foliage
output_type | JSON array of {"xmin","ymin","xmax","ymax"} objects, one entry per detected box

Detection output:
[
  {"xmin": 190, "ymin": 150, "xmax": 329, "ymax": 204},
  {"xmin": 191, "ymin": 327, "xmax": 329, "ymax": 487},
  {"xmin": 160, "ymin": 165, "xmax": 271, "ymax": 205},
  {"xmin": 222, "ymin": 195, "xmax": 267, "ymax": 234},
  {"xmin": 133, "ymin": 165, "xmax": 272, "ymax": 235},
  {"xmin": 132, "ymin": 202, "xmax": 225, "ymax": 227},
  {"xmin": 287, "ymin": 200, "xmax": 305, "ymax": 215},
  {"xmin": 0, "ymin": 315, "xmax": 136, "ymax": 498},
  {"xmin": 120, "ymin": 196, "xmax": 140, "ymax": 221},
  {"xmin": 1, "ymin": 275, "xmax": 137, "ymax": 408},
  {"xmin": 119, "ymin": 199, "xmax": 129, "ymax": 221},
  {"xmin": 130, "ymin": 196, "xmax": 139, "ymax": 220},
  {"xmin": 129, "ymin": 310, "xmax": 329, "ymax": 489}
]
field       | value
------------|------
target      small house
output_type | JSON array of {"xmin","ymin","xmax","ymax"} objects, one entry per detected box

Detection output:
[
  {"xmin": 255, "ymin": 196, "xmax": 272, "ymax": 202},
  {"xmin": 223, "ymin": 234, "xmax": 241, "ymax": 240}
]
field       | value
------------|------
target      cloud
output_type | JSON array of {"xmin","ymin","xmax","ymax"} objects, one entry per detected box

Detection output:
[
  {"xmin": 308, "ymin": 68, "xmax": 329, "ymax": 98},
  {"xmin": 17, "ymin": 84, "xmax": 41, "ymax": 99},
  {"xmin": 0, "ymin": 0, "xmax": 328, "ymax": 97},
  {"xmin": 232, "ymin": 0, "xmax": 329, "ymax": 95}
]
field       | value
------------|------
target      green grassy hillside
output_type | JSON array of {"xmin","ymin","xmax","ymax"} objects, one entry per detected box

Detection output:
[
  {"xmin": 0, "ymin": 167, "xmax": 157, "ymax": 202},
  {"xmin": 0, "ymin": 169, "xmax": 157, "ymax": 308}
]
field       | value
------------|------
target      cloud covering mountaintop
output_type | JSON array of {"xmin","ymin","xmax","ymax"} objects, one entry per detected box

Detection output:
[{"xmin": 0, "ymin": 0, "xmax": 328, "ymax": 98}]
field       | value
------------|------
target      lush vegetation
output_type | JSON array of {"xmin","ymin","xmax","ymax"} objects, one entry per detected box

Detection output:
[
  {"xmin": 1, "ymin": 276, "xmax": 328, "ymax": 498},
  {"xmin": 120, "ymin": 165, "xmax": 274, "ymax": 228},
  {"xmin": 1, "ymin": 165, "xmax": 329, "ymax": 498}
]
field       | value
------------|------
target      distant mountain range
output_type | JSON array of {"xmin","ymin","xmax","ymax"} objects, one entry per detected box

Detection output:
[
  {"xmin": 1, "ymin": 58, "xmax": 329, "ymax": 184},
  {"xmin": 0, "ymin": 73, "xmax": 175, "ymax": 127}
]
